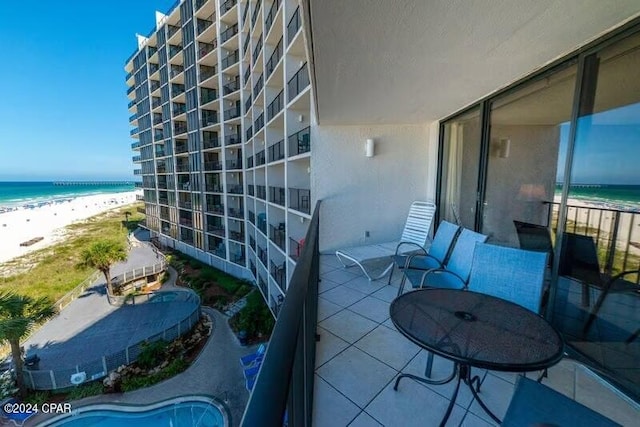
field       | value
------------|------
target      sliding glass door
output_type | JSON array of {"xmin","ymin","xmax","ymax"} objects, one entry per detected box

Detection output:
[{"xmin": 437, "ymin": 26, "xmax": 640, "ymax": 400}]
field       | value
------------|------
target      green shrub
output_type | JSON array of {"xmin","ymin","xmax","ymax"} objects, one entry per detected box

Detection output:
[
  {"xmin": 121, "ymin": 358, "xmax": 188, "ymax": 392},
  {"xmin": 25, "ymin": 391, "xmax": 50, "ymax": 405},
  {"xmin": 66, "ymin": 382, "xmax": 104, "ymax": 400},
  {"xmin": 234, "ymin": 290, "xmax": 275, "ymax": 338},
  {"xmin": 137, "ymin": 340, "xmax": 168, "ymax": 370}
]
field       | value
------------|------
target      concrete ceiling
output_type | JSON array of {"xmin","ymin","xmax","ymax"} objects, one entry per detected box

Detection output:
[{"xmin": 307, "ymin": 0, "xmax": 640, "ymax": 125}]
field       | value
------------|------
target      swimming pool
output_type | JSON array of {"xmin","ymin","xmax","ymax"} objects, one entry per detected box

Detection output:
[{"xmin": 43, "ymin": 396, "xmax": 227, "ymax": 427}]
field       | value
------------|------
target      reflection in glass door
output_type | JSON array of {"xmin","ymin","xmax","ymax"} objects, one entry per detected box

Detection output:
[
  {"xmin": 550, "ymin": 32, "xmax": 640, "ymax": 398},
  {"xmin": 482, "ymin": 64, "xmax": 577, "ymax": 247},
  {"xmin": 438, "ymin": 108, "xmax": 481, "ymax": 229}
]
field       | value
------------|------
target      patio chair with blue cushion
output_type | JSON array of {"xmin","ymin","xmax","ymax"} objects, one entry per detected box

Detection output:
[
  {"xmin": 244, "ymin": 359, "xmax": 263, "ymax": 392},
  {"xmin": 467, "ymin": 242, "xmax": 548, "ymax": 314},
  {"xmin": 503, "ymin": 376, "xmax": 620, "ymax": 426},
  {"xmin": 1, "ymin": 398, "xmax": 37, "ymax": 426},
  {"xmin": 240, "ymin": 343, "xmax": 266, "ymax": 368},
  {"xmin": 399, "ymin": 228, "xmax": 488, "ymax": 295},
  {"xmin": 387, "ymin": 220, "xmax": 460, "ymax": 286},
  {"xmin": 335, "ymin": 201, "xmax": 436, "ymax": 281}
]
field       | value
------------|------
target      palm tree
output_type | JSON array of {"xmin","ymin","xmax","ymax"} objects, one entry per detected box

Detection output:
[
  {"xmin": 0, "ymin": 293, "xmax": 56, "ymax": 398},
  {"xmin": 77, "ymin": 240, "xmax": 127, "ymax": 295},
  {"xmin": 124, "ymin": 211, "xmax": 131, "ymax": 230}
]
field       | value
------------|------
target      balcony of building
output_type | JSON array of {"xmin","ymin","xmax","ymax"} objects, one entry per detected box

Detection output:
[
  {"xmin": 203, "ymin": 155, "xmax": 223, "ymax": 171},
  {"xmin": 286, "ymin": 5, "xmax": 301, "ymax": 46},
  {"xmin": 228, "ymin": 219, "xmax": 245, "ymax": 243},
  {"xmin": 287, "ymin": 62, "xmax": 309, "ymax": 102},
  {"xmin": 205, "ymin": 194, "xmax": 224, "ymax": 216},
  {"xmin": 198, "ymin": 40, "xmax": 217, "ymax": 61},
  {"xmin": 174, "ymin": 138, "xmax": 188, "ymax": 155},
  {"xmin": 289, "ymin": 188, "xmax": 311, "ymax": 215},
  {"xmin": 206, "ymin": 216, "xmax": 225, "ymax": 238},
  {"xmin": 200, "ymin": 64, "xmax": 218, "ymax": 84},
  {"xmin": 221, "ymin": 49, "xmax": 240, "ymax": 71},
  {"xmin": 265, "ymin": 0, "xmax": 282, "ymax": 38},
  {"xmin": 171, "ymin": 83, "xmax": 185, "ymax": 99},
  {"xmin": 247, "ymin": 184, "xmax": 255, "ymax": 197},
  {"xmin": 152, "ymin": 113, "xmax": 163, "ymax": 126},
  {"xmin": 200, "ymin": 87, "xmax": 218, "ymax": 106},
  {"xmin": 269, "ymin": 185, "xmax": 285, "ymax": 207},
  {"xmin": 196, "ymin": 13, "xmax": 215, "ymax": 37},
  {"xmin": 267, "ymin": 89, "xmax": 284, "ymax": 122},
  {"xmin": 172, "ymin": 102, "xmax": 187, "ymax": 118},
  {"xmin": 254, "ymin": 112, "xmax": 265, "ymax": 133},
  {"xmin": 269, "ymin": 258, "xmax": 286, "ymax": 290},
  {"xmin": 179, "ymin": 227, "xmax": 194, "ymax": 246},
  {"xmin": 177, "ymin": 194, "xmax": 192, "ymax": 210},
  {"xmin": 265, "ymin": 37, "xmax": 284, "ymax": 82},
  {"xmin": 201, "ymin": 109, "xmax": 219, "ymax": 128},
  {"xmin": 257, "ymin": 245, "xmax": 268, "ymax": 270},
  {"xmin": 208, "ymin": 237, "xmax": 226, "ymax": 260},
  {"xmin": 175, "ymin": 158, "xmax": 190, "ymax": 173},
  {"xmin": 156, "ymin": 176, "xmax": 169, "ymax": 190},
  {"xmin": 220, "ymin": 23, "xmax": 239, "ymax": 45},
  {"xmin": 288, "ymin": 126, "xmax": 311, "ymax": 157},
  {"xmin": 173, "ymin": 121, "xmax": 187, "ymax": 136},
  {"xmin": 220, "ymin": 0, "xmax": 237, "ymax": 17},
  {"xmin": 230, "ymin": 241, "xmax": 246, "ymax": 266},
  {"xmin": 223, "ymin": 76, "xmax": 241, "ymax": 96},
  {"xmin": 203, "ymin": 131, "xmax": 220, "ymax": 149},
  {"xmin": 204, "ymin": 174, "xmax": 223, "ymax": 193},
  {"xmin": 150, "ymin": 79, "xmax": 161, "ymax": 93},
  {"xmin": 151, "ymin": 96, "xmax": 162, "ymax": 109},
  {"xmin": 224, "ymin": 102, "xmax": 241, "ymax": 121},
  {"xmin": 269, "ymin": 222, "xmax": 286, "ymax": 253},
  {"xmin": 176, "ymin": 175, "xmax": 191, "ymax": 192},
  {"xmin": 251, "ymin": 0, "xmax": 262, "ymax": 29},
  {"xmin": 267, "ymin": 139, "xmax": 285, "ymax": 163},
  {"xmin": 178, "ymin": 211, "xmax": 193, "ymax": 228},
  {"xmin": 255, "ymin": 150, "xmax": 266, "ymax": 167},
  {"xmin": 170, "ymin": 64, "xmax": 184, "ymax": 82},
  {"xmin": 224, "ymin": 125, "xmax": 242, "ymax": 146}
]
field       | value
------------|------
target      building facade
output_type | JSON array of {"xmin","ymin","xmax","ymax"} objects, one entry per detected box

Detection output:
[{"xmin": 126, "ymin": 0, "xmax": 311, "ymax": 317}]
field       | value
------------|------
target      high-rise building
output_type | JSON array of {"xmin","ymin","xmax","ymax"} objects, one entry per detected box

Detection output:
[{"xmin": 126, "ymin": 0, "xmax": 311, "ymax": 317}]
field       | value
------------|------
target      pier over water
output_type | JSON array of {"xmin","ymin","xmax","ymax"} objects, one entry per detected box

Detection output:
[{"xmin": 53, "ymin": 181, "xmax": 133, "ymax": 186}]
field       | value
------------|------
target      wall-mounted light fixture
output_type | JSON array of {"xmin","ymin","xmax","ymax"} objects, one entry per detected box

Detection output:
[
  {"xmin": 498, "ymin": 138, "xmax": 511, "ymax": 158},
  {"xmin": 365, "ymin": 138, "xmax": 375, "ymax": 158},
  {"xmin": 298, "ymin": 114, "xmax": 304, "ymax": 122}
]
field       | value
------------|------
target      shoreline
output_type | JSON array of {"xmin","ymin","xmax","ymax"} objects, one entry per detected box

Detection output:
[{"xmin": 0, "ymin": 191, "xmax": 141, "ymax": 265}]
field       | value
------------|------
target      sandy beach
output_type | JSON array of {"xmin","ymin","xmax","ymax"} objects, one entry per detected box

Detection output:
[{"xmin": 0, "ymin": 191, "xmax": 140, "ymax": 264}]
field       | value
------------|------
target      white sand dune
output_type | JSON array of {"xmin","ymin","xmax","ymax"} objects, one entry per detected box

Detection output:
[{"xmin": 0, "ymin": 191, "xmax": 140, "ymax": 264}]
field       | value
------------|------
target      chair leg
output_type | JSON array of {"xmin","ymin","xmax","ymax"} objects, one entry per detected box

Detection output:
[
  {"xmin": 387, "ymin": 266, "xmax": 394, "ymax": 286},
  {"xmin": 425, "ymin": 351, "xmax": 435, "ymax": 378}
]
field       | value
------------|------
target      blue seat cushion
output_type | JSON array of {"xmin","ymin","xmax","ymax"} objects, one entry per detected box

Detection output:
[{"xmin": 503, "ymin": 377, "xmax": 620, "ymax": 427}]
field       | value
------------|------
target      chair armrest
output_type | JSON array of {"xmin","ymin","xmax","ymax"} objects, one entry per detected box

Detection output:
[
  {"xmin": 404, "ymin": 253, "xmax": 442, "ymax": 270},
  {"xmin": 395, "ymin": 241, "xmax": 427, "ymax": 256},
  {"xmin": 419, "ymin": 268, "xmax": 466, "ymax": 289}
]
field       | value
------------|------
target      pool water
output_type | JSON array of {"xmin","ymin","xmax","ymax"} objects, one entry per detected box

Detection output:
[{"xmin": 47, "ymin": 401, "xmax": 225, "ymax": 427}]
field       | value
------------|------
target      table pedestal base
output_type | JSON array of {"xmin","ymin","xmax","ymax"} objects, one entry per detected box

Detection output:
[{"xmin": 394, "ymin": 363, "xmax": 501, "ymax": 427}]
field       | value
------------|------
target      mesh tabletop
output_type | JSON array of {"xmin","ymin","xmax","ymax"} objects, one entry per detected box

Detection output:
[{"xmin": 390, "ymin": 289, "xmax": 564, "ymax": 371}]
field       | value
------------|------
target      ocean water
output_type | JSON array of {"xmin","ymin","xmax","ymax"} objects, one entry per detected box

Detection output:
[
  {"xmin": 555, "ymin": 184, "xmax": 640, "ymax": 211},
  {"xmin": 0, "ymin": 181, "xmax": 135, "ymax": 208}
]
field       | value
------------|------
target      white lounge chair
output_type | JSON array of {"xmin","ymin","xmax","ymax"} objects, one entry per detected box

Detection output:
[{"xmin": 335, "ymin": 201, "xmax": 436, "ymax": 281}]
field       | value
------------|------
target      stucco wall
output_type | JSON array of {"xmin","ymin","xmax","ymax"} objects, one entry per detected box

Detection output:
[{"xmin": 311, "ymin": 123, "xmax": 436, "ymax": 252}]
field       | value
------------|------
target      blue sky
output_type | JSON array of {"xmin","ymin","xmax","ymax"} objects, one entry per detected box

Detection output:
[{"xmin": 0, "ymin": 0, "xmax": 176, "ymax": 181}]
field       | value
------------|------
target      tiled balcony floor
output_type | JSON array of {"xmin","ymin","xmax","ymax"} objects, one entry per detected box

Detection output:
[{"xmin": 314, "ymin": 255, "xmax": 640, "ymax": 427}]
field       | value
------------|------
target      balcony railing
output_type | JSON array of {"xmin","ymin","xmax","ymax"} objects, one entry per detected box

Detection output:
[
  {"xmin": 201, "ymin": 111, "xmax": 219, "ymax": 127},
  {"xmin": 207, "ymin": 204, "xmax": 225, "ymax": 215},
  {"xmin": 170, "ymin": 64, "xmax": 184, "ymax": 79},
  {"xmin": 200, "ymin": 65, "xmax": 217, "ymax": 82},
  {"xmin": 251, "ymin": 0, "xmax": 262, "ymax": 27},
  {"xmin": 127, "ymin": 85, "xmax": 135, "ymax": 95},
  {"xmin": 265, "ymin": 38, "xmax": 283, "ymax": 79},
  {"xmin": 254, "ymin": 73, "xmax": 264, "ymax": 94},
  {"xmin": 153, "ymin": 114, "xmax": 163, "ymax": 125},
  {"xmin": 130, "ymin": 128, "xmax": 139, "ymax": 136},
  {"xmin": 201, "ymin": 88, "xmax": 218, "ymax": 105},
  {"xmin": 269, "ymin": 224, "xmax": 286, "ymax": 252},
  {"xmin": 171, "ymin": 83, "xmax": 185, "ymax": 97},
  {"xmin": 248, "ymin": 184, "xmax": 255, "ymax": 196},
  {"xmin": 131, "ymin": 142, "xmax": 140, "ymax": 149},
  {"xmin": 194, "ymin": 0, "xmax": 207, "ymax": 11},
  {"xmin": 152, "ymin": 97, "xmax": 162, "ymax": 108},
  {"xmin": 129, "ymin": 113, "xmax": 137, "ymax": 122},
  {"xmin": 269, "ymin": 186, "xmax": 286, "ymax": 206},
  {"xmin": 167, "ymin": 25, "xmax": 180, "ymax": 39},
  {"xmin": 225, "ymin": 106, "xmax": 241, "ymax": 120},
  {"xmin": 132, "ymin": 155, "xmax": 141, "ymax": 162},
  {"xmin": 287, "ymin": 6, "xmax": 301, "ymax": 45},
  {"xmin": 257, "ymin": 246, "xmax": 268, "ymax": 267},
  {"xmin": 197, "ymin": 16, "xmax": 214, "ymax": 35},
  {"xmin": 256, "ymin": 185, "xmax": 266, "ymax": 200},
  {"xmin": 126, "ymin": 70, "xmax": 134, "ymax": 81},
  {"xmin": 243, "ymin": 35, "xmax": 251, "ymax": 57},
  {"xmin": 225, "ymin": 132, "xmax": 242, "ymax": 146},
  {"xmin": 220, "ymin": 0, "xmax": 236, "ymax": 15},
  {"xmin": 220, "ymin": 24, "xmax": 238, "ymax": 44},
  {"xmin": 229, "ymin": 228, "xmax": 245, "ymax": 242},
  {"xmin": 150, "ymin": 80, "xmax": 161, "ymax": 92},
  {"xmin": 206, "ymin": 183, "xmax": 224, "ymax": 193},
  {"xmin": 178, "ymin": 199, "xmax": 192, "ymax": 209},
  {"xmin": 268, "ymin": 140, "xmax": 285, "ymax": 163},
  {"xmin": 157, "ymin": 181, "xmax": 168, "ymax": 189},
  {"xmin": 174, "ymin": 122, "xmax": 188, "ymax": 135},
  {"xmin": 289, "ymin": 188, "xmax": 311, "ymax": 214},
  {"xmin": 242, "ymin": 201, "xmax": 320, "ymax": 426},
  {"xmin": 203, "ymin": 132, "xmax": 220, "ymax": 149},
  {"xmin": 265, "ymin": 0, "xmax": 281, "ymax": 35},
  {"xmin": 199, "ymin": 41, "xmax": 217, "ymax": 59},
  {"xmin": 254, "ymin": 112, "xmax": 264, "ymax": 131},
  {"xmin": 207, "ymin": 224, "xmax": 226, "ymax": 238},
  {"xmin": 226, "ymin": 184, "xmax": 243, "ymax": 195},
  {"xmin": 256, "ymin": 150, "xmax": 266, "ymax": 166},
  {"xmin": 204, "ymin": 161, "xmax": 223, "ymax": 171},
  {"xmin": 270, "ymin": 259, "xmax": 286, "ymax": 289},
  {"xmin": 134, "ymin": 182, "xmax": 143, "ymax": 188},
  {"xmin": 128, "ymin": 100, "xmax": 136, "ymax": 109},
  {"xmin": 148, "ymin": 46, "xmax": 158, "ymax": 57},
  {"xmin": 172, "ymin": 102, "xmax": 187, "ymax": 116},
  {"xmin": 253, "ymin": 36, "xmax": 263, "ymax": 63},
  {"xmin": 242, "ymin": 1, "xmax": 250, "ymax": 27},
  {"xmin": 267, "ymin": 90, "xmax": 284, "ymax": 121},
  {"xmin": 175, "ymin": 141, "xmax": 189, "ymax": 154},
  {"xmin": 249, "ymin": 236, "xmax": 256, "ymax": 251},
  {"xmin": 226, "ymin": 158, "xmax": 242, "ymax": 169},
  {"xmin": 178, "ymin": 217, "xmax": 193, "ymax": 227},
  {"xmin": 248, "ymin": 210, "xmax": 256, "ymax": 224},
  {"xmin": 223, "ymin": 77, "xmax": 241, "ymax": 95},
  {"xmin": 288, "ymin": 63, "xmax": 310, "ymax": 101},
  {"xmin": 246, "ymin": 156, "xmax": 254, "ymax": 168},
  {"xmin": 289, "ymin": 127, "xmax": 311, "ymax": 157},
  {"xmin": 149, "ymin": 63, "xmax": 159, "ymax": 74},
  {"xmin": 221, "ymin": 50, "xmax": 240, "ymax": 69},
  {"xmin": 176, "ymin": 163, "xmax": 190, "ymax": 173},
  {"xmin": 154, "ymin": 130, "xmax": 164, "ymax": 140},
  {"xmin": 228, "ymin": 207, "xmax": 244, "ymax": 219},
  {"xmin": 246, "ymin": 125, "xmax": 253, "ymax": 140},
  {"xmin": 169, "ymin": 44, "xmax": 182, "ymax": 59}
]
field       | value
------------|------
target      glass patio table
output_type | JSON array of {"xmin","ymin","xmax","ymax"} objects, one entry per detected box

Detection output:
[{"xmin": 390, "ymin": 288, "xmax": 564, "ymax": 426}]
